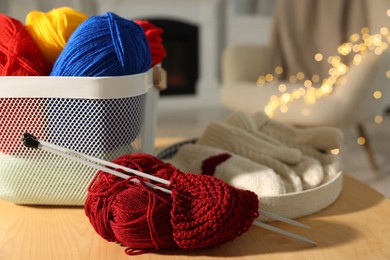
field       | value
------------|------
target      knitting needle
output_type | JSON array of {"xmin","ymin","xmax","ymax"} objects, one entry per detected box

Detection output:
[
  {"xmin": 259, "ymin": 209, "xmax": 309, "ymax": 229},
  {"xmin": 253, "ymin": 220, "xmax": 317, "ymax": 246},
  {"xmin": 26, "ymin": 133, "xmax": 170, "ymax": 186},
  {"xmin": 22, "ymin": 133, "xmax": 171, "ymax": 194},
  {"xmin": 22, "ymin": 133, "xmax": 315, "ymax": 245}
]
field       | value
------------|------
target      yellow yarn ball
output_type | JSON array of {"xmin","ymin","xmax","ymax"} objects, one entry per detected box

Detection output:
[{"xmin": 26, "ymin": 7, "xmax": 88, "ymax": 65}]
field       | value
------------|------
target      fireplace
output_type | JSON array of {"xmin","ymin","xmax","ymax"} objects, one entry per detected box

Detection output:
[
  {"xmin": 148, "ymin": 19, "xmax": 199, "ymax": 96},
  {"xmin": 96, "ymin": 0, "xmax": 224, "ymax": 109}
]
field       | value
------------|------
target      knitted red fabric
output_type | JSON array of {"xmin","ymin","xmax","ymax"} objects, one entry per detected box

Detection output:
[
  {"xmin": 135, "ymin": 20, "xmax": 167, "ymax": 66},
  {"xmin": 85, "ymin": 153, "xmax": 259, "ymax": 254},
  {"xmin": 169, "ymin": 171, "xmax": 259, "ymax": 249},
  {"xmin": 201, "ymin": 153, "xmax": 232, "ymax": 175},
  {"xmin": 0, "ymin": 14, "xmax": 51, "ymax": 76},
  {"xmin": 85, "ymin": 154, "xmax": 178, "ymax": 255}
]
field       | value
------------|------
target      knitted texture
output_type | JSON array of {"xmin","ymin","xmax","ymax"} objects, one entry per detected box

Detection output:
[
  {"xmin": 0, "ymin": 14, "xmax": 51, "ymax": 76},
  {"xmin": 26, "ymin": 7, "xmax": 88, "ymax": 65},
  {"xmin": 169, "ymin": 171, "xmax": 259, "ymax": 249},
  {"xmin": 290, "ymin": 156, "xmax": 324, "ymax": 189},
  {"xmin": 197, "ymin": 122, "xmax": 303, "ymax": 193},
  {"xmin": 197, "ymin": 122, "xmax": 302, "ymax": 164},
  {"xmin": 135, "ymin": 20, "xmax": 167, "ymax": 67},
  {"xmin": 50, "ymin": 12, "xmax": 151, "ymax": 76},
  {"xmin": 166, "ymin": 144, "xmax": 287, "ymax": 197},
  {"xmin": 223, "ymin": 111, "xmax": 341, "ymax": 186},
  {"xmin": 223, "ymin": 111, "xmax": 282, "ymax": 146},
  {"xmin": 256, "ymin": 128, "xmax": 343, "ymax": 185},
  {"xmin": 253, "ymin": 111, "xmax": 344, "ymax": 150},
  {"xmin": 201, "ymin": 153, "xmax": 232, "ymax": 175},
  {"xmin": 85, "ymin": 153, "xmax": 259, "ymax": 254}
]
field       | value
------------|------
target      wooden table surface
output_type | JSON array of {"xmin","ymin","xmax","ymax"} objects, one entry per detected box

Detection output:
[{"xmin": 0, "ymin": 139, "xmax": 390, "ymax": 259}]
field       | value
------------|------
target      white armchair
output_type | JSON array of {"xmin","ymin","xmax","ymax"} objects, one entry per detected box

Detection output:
[
  {"xmin": 220, "ymin": 45, "xmax": 390, "ymax": 169},
  {"xmin": 220, "ymin": 0, "xmax": 390, "ymax": 170}
]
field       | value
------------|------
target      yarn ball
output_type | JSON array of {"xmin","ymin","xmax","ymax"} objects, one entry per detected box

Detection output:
[
  {"xmin": 85, "ymin": 153, "xmax": 259, "ymax": 254},
  {"xmin": 0, "ymin": 14, "xmax": 51, "ymax": 76},
  {"xmin": 50, "ymin": 12, "xmax": 151, "ymax": 76},
  {"xmin": 25, "ymin": 7, "xmax": 88, "ymax": 65},
  {"xmin": 85, "ymin": 154, "xmax": 177, "ymax": 255},
  {"xmin": 135, "ymin": 20, "xmax": 167, "ymax": 67}
]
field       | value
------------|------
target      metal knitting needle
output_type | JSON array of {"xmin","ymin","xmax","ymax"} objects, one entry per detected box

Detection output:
[
  {"xmin": 259, "ymin": 210, "xmax": 309, "ymax": 229},
  {"xmin": 22, "ymin": 133, "xmax": 315, "ymax": 245},
  {"xmin": 253, "ymin": 220, "xmax": 317, "ymax": 246},
  {"xmin": 23, "ymin": 133, "xmax": 170, "ymax": 186},
  {"xmin": 22, "ymin": 133, "xmax": 171, "ymax": 194}
]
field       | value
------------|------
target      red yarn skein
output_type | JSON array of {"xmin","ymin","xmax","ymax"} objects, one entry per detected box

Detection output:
[
  {"xmin": 85, "ymin": 154, "xmax": 178, "ymax": 255},
  {"xmin": 0, "ymin": 14, "xmax": 51, "ymax": 76},
  {"xmin": 85, "ymin": 153, "xmax": 260, "ymax": 254},
  {"xmin": 135, "ymin": 20, "xmax": 167, "ymax": 67}
]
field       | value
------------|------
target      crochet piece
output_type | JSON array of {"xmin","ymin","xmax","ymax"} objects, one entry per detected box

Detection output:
[{"xmin": 169, "ymin": 171, "xmax": 259, "ymax": 249}]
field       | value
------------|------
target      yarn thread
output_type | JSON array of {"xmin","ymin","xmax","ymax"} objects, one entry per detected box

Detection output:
[
  {"xmin": 50, "ymin": 12, "xmax": 151, "ymax": 76},
  {"xmin": 26, "ymin": 7, "xmax": 88, "ymax": 65},
  {"xmin": 85, "ymin": 154, "xmax": 177, "ymax": 255},
  {"xmin": 85, "ymin": 153, "xmax": 259, "ymax": 254},
  {"xmin": 135, "ymin": 20, "xmax": 167, "ymax": 67},
  {"xmin": 0, "ymin": 14, "xmax": 51, "ymax": 76}
]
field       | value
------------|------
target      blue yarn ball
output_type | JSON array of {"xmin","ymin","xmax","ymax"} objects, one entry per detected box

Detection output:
[{"xmin": 50, "ymin": 12, "xmax": 151, "ymax": 76}]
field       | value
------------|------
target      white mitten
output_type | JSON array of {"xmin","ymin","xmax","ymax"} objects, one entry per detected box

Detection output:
[
  {"xmin": 166, "ymin": 144, "xmax": 287, "ymax": 197},
  {"xmin": 260, "ymin": 134, "xmax": 343, "ymax": 185},
  {"xmin": 253, "ymin": 111, "xmax": 344, "ymax": 150},
  {"xmin": 223, "ymin": 112, "xmax": 282, "ymax": 146},
  {"xmin": 197, "ymin": 121, "xmax": 302, "ymax": 164},
  {"xmin": 291, "ymin": 156, "xmax": 324, "ymax": 190}
]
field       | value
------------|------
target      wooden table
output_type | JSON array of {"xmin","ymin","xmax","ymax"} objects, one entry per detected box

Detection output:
[{"xmin": 1, "ymin": 139, "xmax": 390, "ymax": 259}]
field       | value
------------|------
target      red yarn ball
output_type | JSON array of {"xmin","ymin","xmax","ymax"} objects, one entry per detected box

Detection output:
[
  {"xmin": 135, "ymin": 20, "xmax": 167, "ymax": 67},
  {"xmin": 84, "ymin": 154, "xmax": 178, "ymax": 255},
  {"xmin": 0, "ymin": 14, "xmax": 51, "ymax": 76}
]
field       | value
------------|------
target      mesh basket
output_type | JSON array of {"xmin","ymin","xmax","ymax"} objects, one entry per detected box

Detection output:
[{"xmin": 0, "ymin": 67, "xmax": 165, "ymax": 205}]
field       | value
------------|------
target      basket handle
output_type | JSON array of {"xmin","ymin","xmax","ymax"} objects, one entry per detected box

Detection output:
[{"xmin": 153, "ymin": 66, "xmax": 167, "ymax": 90}]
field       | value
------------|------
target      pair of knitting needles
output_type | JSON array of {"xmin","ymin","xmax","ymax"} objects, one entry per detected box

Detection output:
[{"xmin": 22, "ymin": 133, "xmax": 317, "ymax": 246}]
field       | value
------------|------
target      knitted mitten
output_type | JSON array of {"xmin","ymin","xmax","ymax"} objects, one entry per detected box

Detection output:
[
  {"xmin": 253, "ymin": 111, "xmax": 344, "ymax": 150},
  {"xmin": 256, "ymin": 131, "xmax": 343, "ymax": 185},
  {"xmin": 197, "ymin": 126, "xmax": 303, "ymax": 192},
  {"xmin": 166, "ymin": 144, "xmax": 287, "ymax": 197},
  {"xmin": 290, "ymin": 156, "xmax": 324, "ymax": 189},
  {"xmin": 196, "ymin": 121, "xmax": 302, "ymax": 164},
  {"xmin": 223, "ymin": 112, "xmax": 282, "ymax": 146}
]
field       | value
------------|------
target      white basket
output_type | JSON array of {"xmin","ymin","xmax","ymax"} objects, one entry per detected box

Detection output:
[{"xmin": 0, "ymin": 67, "xmax": 165, "ymax": 205}]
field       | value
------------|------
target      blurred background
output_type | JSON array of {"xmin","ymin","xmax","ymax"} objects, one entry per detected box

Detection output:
[{"xmin": 1, "ymin": 0, "xmax": 390, "ymax": 198}]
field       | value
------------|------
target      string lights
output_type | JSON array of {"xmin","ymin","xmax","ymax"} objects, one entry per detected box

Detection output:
[{"xmin": 256, "ymin": 25, "xmax": 390, "ymax": 122}]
